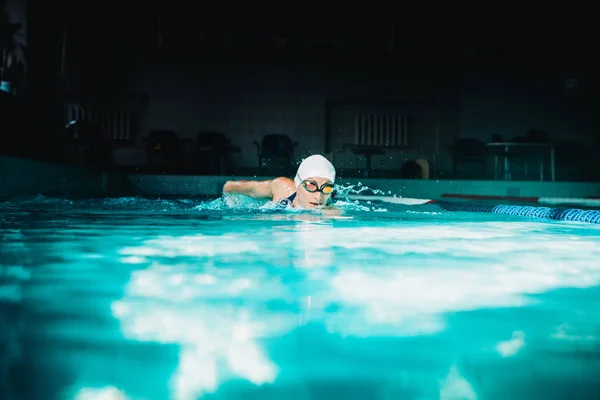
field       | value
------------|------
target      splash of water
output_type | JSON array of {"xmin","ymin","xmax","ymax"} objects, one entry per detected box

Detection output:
[{"xmin": 0, "ymin": 181, "xmax": 401, "ymax": 216}]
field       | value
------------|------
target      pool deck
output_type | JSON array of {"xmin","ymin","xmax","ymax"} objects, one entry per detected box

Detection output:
[{"xmin": 2, "ymin": 155, "xmax": 600, "ymax": 202}]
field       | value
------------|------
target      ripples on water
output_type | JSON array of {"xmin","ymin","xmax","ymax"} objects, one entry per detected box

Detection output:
[{"xmin": 1, "ymin": 193, "xmax": 600, "ymax": 400}]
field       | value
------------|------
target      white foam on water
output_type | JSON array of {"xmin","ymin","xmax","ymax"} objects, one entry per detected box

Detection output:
[
  {"xmin": 439, "ymin": 366, "xmax": 477, "ymax": 400},
  {"xmin": 72, "ymin": 386, "xmax": 129, "ymax": 400},
  {"xmin": 290, "ymin": 223, "xmax": 600, "ymax": 337},
  {"xmin": 107, "ymin": 219, "xmax": 600, "ymax": 398},
  {"xmin": 496, "ymin": 331, "xmax": 526, "ymax": 357},
  {"xmin": 119, "ymin": 234, "xmax": 260, "ymax": 258},
  {"xmin": 112, "ymin": 261, "xmax": 294, "ymax": 400},
  {"xmin": 551, "ymin": 324, "xmax": 598, "ymax": 342}
]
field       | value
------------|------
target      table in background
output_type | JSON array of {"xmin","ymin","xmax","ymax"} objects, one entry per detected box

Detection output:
[{"xmin": 486, "ymin": 142, "xmax": 556, "ymax": 181}]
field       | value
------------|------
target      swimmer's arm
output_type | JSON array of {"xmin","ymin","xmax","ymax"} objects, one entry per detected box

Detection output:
[
  {"xmin": 223, "ymin": 177, "xmax": 294, "ymax": 200},
  {"xmin": 223, "ymin": 180, "xmax": 273, "ymax": 199}
]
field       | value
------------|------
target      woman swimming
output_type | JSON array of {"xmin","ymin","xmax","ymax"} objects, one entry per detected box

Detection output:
[{"xmin": 223, "ymin": 154, "xmax": 336, "ymax": 210}]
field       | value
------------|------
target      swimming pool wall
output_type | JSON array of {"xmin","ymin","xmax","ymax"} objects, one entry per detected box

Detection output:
[
  {"xmin": 126, "ymin": 173, "xmax": 600, "ymax": 201},
  {"xmin": 0, "ymin": 155, "xmax": 130, "ymax": 199},
  {"xmin": 2, "ymin": 155, "xmax": 599, "ymax": 203}
]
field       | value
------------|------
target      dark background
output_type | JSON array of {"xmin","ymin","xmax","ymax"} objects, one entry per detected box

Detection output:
[{"xmin": 3, "ymin": 0, "xmax": 599, "ymax": 179}]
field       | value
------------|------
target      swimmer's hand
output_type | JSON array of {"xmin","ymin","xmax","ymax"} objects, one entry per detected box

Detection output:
[
  {"xmin": 320, "ymin": 207, "xmax": 351, "ymax": 219},
  {"xmin": 321, "ymin": 206, "xmax": 342, "ymax": 216}
]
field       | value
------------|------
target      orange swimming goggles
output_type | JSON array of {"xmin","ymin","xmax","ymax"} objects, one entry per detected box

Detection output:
[{"xmin": 301, "ymin": 180, "xmax": 335, "ymax": 194}]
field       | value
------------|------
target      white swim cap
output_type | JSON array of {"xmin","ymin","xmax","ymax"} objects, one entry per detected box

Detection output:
[{"xmin": 294, "ymin": 154, "xmax": 336, "ymax": 187}]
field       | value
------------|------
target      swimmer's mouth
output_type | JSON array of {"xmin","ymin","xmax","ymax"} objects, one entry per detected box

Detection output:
[{"xmin": 309, "ymin": 202, "xmax": 322, "ymax": 207}]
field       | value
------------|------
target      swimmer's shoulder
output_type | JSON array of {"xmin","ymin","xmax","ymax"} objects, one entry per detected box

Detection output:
[{"xmin": 270, "ymin": 177, "xmax": 296, "ymax": 202}]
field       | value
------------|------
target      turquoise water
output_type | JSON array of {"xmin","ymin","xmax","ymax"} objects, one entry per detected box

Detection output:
[{"xmin": 2, "ymin": 195, "xmax": 600, "ymax": 400}]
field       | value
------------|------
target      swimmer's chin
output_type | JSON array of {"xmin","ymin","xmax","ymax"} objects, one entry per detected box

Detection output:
[{"xmin": 294, "ymin": 202, "xmax": 322, "ymax": 210}]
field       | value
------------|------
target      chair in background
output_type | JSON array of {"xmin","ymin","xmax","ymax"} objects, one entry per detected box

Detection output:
[
  {"xmin": 144, "ymin": 130, "xmax": 185, "ymax": 172},
  {"xmin": 415, "ymin": 158, "xmax": 430, "ymax": 179},
  {"xmin": 194, "ymin": 132, "xmax": 241, "ymax": 175},
  {"xmin": 64, "ymin": 120, "xmax": 113, "ymax": 168},
  {"xmin": 254, "ymin": 134, "xmax": 297, "ymax": 171},
  {"xmin": 399, "ymin": 161, "xmax": 422, "ymax": 179},
  {"xmin": 449, "ymin": 138, "xmax": 487, "ymax": 178},
  {"xmin": 398, "ymin": 158, "xmax": 431, "ymax": 179}
]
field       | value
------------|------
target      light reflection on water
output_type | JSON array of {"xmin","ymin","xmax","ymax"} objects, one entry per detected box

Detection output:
[{"xmin": 1, "ymin": 196, "xmax": 600, "ymax": 399}]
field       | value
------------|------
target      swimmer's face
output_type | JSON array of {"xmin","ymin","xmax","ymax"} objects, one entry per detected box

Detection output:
[{"xmin": 296, "ymin": 176, "xmax": 334, "ymax": 209}]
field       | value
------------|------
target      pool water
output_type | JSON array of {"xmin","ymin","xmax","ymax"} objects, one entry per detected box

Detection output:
[{"xmin": 2, "ymin": 194, "xmax": 600, "ymax": 400}]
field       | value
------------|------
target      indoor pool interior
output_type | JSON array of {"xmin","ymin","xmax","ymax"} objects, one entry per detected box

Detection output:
[{"xmin": 2, "ymin": 188, "xmax": 600, "ymax": 400}]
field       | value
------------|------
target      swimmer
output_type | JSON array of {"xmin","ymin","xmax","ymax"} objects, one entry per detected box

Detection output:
[{"xmin": 223, "ymin": 154, "xmax": 336, "ymax": 209}]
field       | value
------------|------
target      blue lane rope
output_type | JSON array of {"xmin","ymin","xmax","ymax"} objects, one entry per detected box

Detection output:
[{"xmin": 436, "ymin": 201, "xmax": 600, "ymax": 225}]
